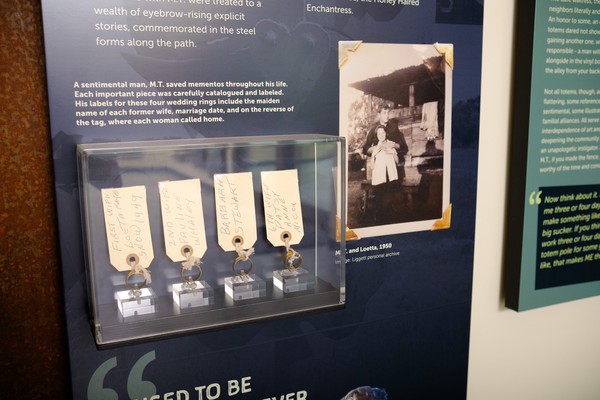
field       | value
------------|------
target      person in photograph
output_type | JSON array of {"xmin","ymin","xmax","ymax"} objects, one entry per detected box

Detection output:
[
  {"xmin": 371, "ymin": 125, "xmax": 399, "ymax": 186},
  {"xmin": 384, "ymin": 117, "xmax": 408, "ymax": 183},
  {"xmin": 362, "ymin": 105, "xmax": 408, "ymax": 182},
  {"xmin": 367, "ymin": 125, "xmax": 404, "ymax": 223},
  {"xmin": 360, "ymin": 105, "xmax": 409, "ymax": 223},
  {"xmin": 362, "ymin": 104, "xmax": 394, "ymax": 156}
]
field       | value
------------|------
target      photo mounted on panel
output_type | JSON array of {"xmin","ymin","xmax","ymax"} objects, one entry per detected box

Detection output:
[{"xmin": 339, "ymin": 42, "xmax": 453, "ymax": 238}]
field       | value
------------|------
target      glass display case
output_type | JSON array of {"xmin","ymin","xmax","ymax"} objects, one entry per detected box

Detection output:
[{"xmin": 77, "ymin": 134, "xmax": 346, "ymax": 346}]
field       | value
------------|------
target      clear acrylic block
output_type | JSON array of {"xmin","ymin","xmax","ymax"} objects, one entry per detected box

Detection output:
[
  {"xmin": 116, "ymin": 288, "xmax": 156, "ymax": 318},
  {"xmin": 224, "ymin": 274, "xmax": 267, "ymax": 301},
  {"xmin": 172, "ymin": 281, "xmax": 214, "ymax": 309},
  {"xmin": 273, "ymin": 268, "xmax": 315, "ymax": 293}
]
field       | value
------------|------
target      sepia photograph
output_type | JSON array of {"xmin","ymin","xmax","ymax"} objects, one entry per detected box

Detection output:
[{"xmin": 339, "ymin": 42, "xmax": 453, "ymax": 237}]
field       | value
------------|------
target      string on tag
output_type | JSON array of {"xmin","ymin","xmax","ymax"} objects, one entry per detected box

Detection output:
[
  {"xmin": 179, "ymin": 246, "xmax": 203, "ymax": 285},
  {"xmin": 282, "ymin": 231, "xmax": 302, "ymax": 271},
  {"xmin": 131, "ymin": 259, "xmax": 152, "ymax": 285},
  {"xmin": 231, "ymin": 236, "xmax": 255, "ymax": 277},
  {"xmin": 181, "ymin": 254, "xmax": 201, "ymax": 271},
  {"xmin": 235, "ymin": 240, "xmax": 255, "ymax": 261}
]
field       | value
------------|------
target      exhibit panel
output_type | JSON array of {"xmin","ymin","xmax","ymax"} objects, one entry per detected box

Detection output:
[
  {"xmin": 506, "ymin": 0, "xmax": 600, "ymax": 311},
  {"xmin": 41, "ymin": 0, "xmax": 484, "ymax": 398}
]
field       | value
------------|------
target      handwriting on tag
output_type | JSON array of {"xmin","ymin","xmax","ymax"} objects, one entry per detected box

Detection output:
[
  {"xmin": 261, "ymin": 169, "xmax": 304, "ymax": 246},
  {"xmin": 214, "ymin": 172, "xmax": 257, "ymax": 251},
  {"xmin": 158, "ymin": 179, "xmax": 207, "ymax": 262},
  {"xmin": 101, "ymin": 186, "xmax": 154, "ymax": 272}
]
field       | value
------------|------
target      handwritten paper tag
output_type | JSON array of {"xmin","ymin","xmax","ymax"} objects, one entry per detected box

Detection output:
[
  {"xmin": 101, "ymin": 186, "xmax": 154, "ymax": 272},
  {"xmin": 214, "ymin": 172, "xmax": 257, "ymax": 251},
  {"xmin": 261, "ymin": 169, "xmax": 304, "ymax": 246},
  {"xmin": 158, "ymin": 179, "xmax": 207, "ymax": 262}
]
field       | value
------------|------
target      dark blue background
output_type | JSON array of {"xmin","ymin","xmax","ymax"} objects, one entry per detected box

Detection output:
[{"xmin": 42, "ymin": 0, "xmax": 483, "ymax": 398}]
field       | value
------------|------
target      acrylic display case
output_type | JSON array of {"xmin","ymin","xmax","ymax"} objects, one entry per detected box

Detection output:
[{"xmin": 77, "ymin": 134, "xmax": 346, "ymax": 346}]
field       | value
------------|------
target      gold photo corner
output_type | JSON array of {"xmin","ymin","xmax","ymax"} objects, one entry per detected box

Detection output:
[{"xmin": 432, "ymin": 204, "xmax": 452, "ymax": 230}]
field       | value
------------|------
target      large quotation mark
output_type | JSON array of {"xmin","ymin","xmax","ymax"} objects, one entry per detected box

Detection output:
[
  {"xmin": 529, "ymin": 190, "xmax": 542, "ymax": 205},
  {"xmin": 128, "ymin": 351, "xmax": 158, "ymax": 399},
  {"xmin": 87, "ymin": 351, "xmax": 157, "ymax": 400},
  {"xmin": 88, "ymin": 357, "xmax": 119, "ymax": 400}
]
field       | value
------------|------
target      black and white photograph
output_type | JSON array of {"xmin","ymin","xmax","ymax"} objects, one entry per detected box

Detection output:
[{"xmin": 339, "ymin": 42, "xmax": 453, "ymax": 237}]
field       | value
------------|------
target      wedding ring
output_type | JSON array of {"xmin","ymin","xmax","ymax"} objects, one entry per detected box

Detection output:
[
  {"xmin": 125, "ymin": 253, "xmax": 147, "ymax": 293},
  {"xmin": 232, "ymin": 255, "xmax": 254, "ymax": 276},
  {"xmin": 180, "ymin": 259, "xmax": 203, "ymax": 284},
  {"xmin": 125, "ymin": 269, "xmax": 148, "ymax": 292},
  {"xmin": 285, "ymin": 248, "xmax": 303, "ymax": 271}
]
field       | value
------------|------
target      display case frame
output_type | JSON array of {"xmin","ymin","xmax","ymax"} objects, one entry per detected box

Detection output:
[{"xmin": 77, "ymin": 134, "xmax": 346, "ymax": 347}]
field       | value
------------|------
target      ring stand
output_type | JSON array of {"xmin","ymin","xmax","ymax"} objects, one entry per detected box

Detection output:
[
  {"xmin": 116, "ymin": 288, "xmax": 156, "ymax": 317},
  {"xmin": 273, "ymin": 268, "xmax": 314, "ymax": 293},
  {"xmin": 172, "ymin": 249, "xmax": 214, "ymax": 309},
  {"xmin": 116, "ymin": 261, "xmax": 156, "ymax": 317},
  {"xmin": 225, "ymin": 252, "xmax": 266, "ymax": 300},
  {"xmin": 224, "ymin": 239, "xmax": 266, "ymax": 301},
  {"xmin": 274, "ymin": 239, "xmax": 314, "ymax": 293},
  {"xmin": 224, "ymin": 274, "xmax": 266, "ymax": 301},
  {"xmin": 173, "ymin": 281, "xmax": 214, "ymax": 309}
]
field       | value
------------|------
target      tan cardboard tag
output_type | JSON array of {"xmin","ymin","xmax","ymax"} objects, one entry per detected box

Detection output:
[
  {"xmin": 158, "ymin": 179, "xmax": 207, "ymax": 262},
  {"xmin": 261, "ymin": 169, "xmax": 304, "ymax": 246},
  {"xmin": 214, "ymin": 171, "xmax": 257, "ymax": 251},
  {"xmin": 101, "ymin": 186, "xmax": 154, "ymax": 272}
]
